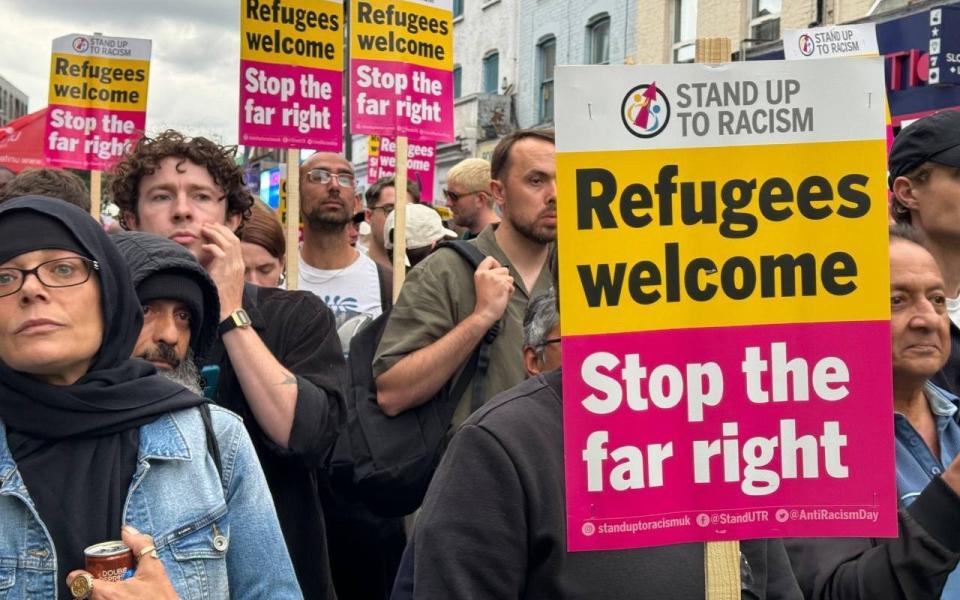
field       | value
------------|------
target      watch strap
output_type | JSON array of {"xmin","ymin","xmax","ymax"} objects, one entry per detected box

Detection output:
[{"xmin": 218, "ymin": 309, "xmax": 252, "ymax": 336}]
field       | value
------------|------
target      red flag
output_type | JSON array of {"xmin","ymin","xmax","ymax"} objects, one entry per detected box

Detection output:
[{"xmin": 0, "ymin": 108, "xmax": 46, "ymax": 172}]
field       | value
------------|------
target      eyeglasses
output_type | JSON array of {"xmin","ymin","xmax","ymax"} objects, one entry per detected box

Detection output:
[
  {"xmin": 0, "ymin": 257, "xmax": 99, "ymax": 298},
  {"xmin": 369, "ymin": 204, "xmax": 395, "ymax": 215},
  {"xmin": 306, "ymin": 168, "xmax": 355, "ymax": 188},
  {"xmin": 443, "ymin": 188, "xmax": 486, "ymax": 202},
  {"xmin": 537, "ymin": 338, "xmax": 561, "ymax": 349}
]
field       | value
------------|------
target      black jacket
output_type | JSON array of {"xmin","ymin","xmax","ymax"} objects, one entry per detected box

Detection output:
[
  {"xmin": 413, "ymin": 370, "xmax": 803, "ymax": 599},
  {"xmin": 206, "ymin": 282, "xmax": 345, "ymax": 600},
  {"xmin": 785, "ymin": 477, "xmax": 960, "ymax": 599}
]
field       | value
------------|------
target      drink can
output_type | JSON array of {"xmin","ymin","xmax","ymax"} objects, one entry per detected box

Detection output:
[{"xmin": 84, "ymin": 540, "xmax": 135, "ymax": 582}]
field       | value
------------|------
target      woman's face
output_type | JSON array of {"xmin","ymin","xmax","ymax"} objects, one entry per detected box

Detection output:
[
  {"xmin": 0, "ymin": 249, "xmax": 103, "ymax": 385},
  {"xmin": 241, "ymin": 241, "xmax": 283, "ymax": 287}
]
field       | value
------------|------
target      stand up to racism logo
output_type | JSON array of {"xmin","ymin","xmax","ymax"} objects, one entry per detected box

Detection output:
[{"xmin": 621, "ymin": 82, "xmax": 670, "ymax": 139}]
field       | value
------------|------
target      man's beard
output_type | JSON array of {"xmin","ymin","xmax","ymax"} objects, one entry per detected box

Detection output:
[
  {"xmin": 510, "ymin": 210, "xmax": 556, "ymax": 245},
  {"xmin": 303, "ymin": 192, "xmax": 352, "ymax": 231},
  {"xmin": 143, "ymin": 343, "xmax": 203, "ymax": 395}
]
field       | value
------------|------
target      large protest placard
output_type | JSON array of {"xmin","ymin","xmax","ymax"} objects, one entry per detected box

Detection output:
[
  {"xmin": 350, "ymin": 0, "xmax": 454, "ymax": 142},
  {"xmin": 240, "ymin": 0, "xmax": 343, "ymax": 150},
  {"xmin": 44, "ymin": 34, "xmax": 150, "ymax": 170},
  {"xmin": 367, "ymin": 135, "xmax": 436, "ymax": 203},
  {"xmin": 556, "ymin": 59, "xmax": 897, "ymax": 552}
]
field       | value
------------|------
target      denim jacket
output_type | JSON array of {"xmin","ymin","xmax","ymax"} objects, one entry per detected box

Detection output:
[{"xmin": 0, "ymin": 405, "xmax": 303, "ymax": 599}]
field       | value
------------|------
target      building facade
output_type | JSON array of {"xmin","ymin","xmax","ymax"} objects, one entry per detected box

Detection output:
[
  {"xmin": 0, "ymin": 76, "xmax": 28, "ymax": 126},
  {"xmin": 516, "ymin": 0, "xmax": 638, "ymax": 129}
]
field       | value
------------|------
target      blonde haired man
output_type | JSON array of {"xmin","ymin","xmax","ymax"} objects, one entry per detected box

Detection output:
[{"xmin": 444, "ymin": 157, "xmax": 500, "ymax": 238}]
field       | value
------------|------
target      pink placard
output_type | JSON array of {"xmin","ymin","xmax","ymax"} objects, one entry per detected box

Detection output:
[
  {"xmin": 368, "ymin": 135, "xmax": 436, "ymax": 203},
  {"xmin": 350, "ymin": 59, "xmax": 453, "ymax": 142},
  {"xmin": 239, "ymin": 59, "xmax": 342, "ymax": 151},
  {"xmin": 43, "ymin": 105, "xmax": 145, "ymax": 171},
  {"xmin": 563, "ymin": 320, "xmax": 898, "ymax": 551}
]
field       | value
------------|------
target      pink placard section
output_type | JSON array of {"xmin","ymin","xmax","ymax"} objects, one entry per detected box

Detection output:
[
  {"xmin": 562, "ymin": 320, "xmax": 897, "ymax": 552},
  {"xmin": 369, "ymin": 136, "xmax": 436, "ymax": 204},
  {"xmin": 239, "ymin": 59, "xmax": 342, "ymax": 151},
  {"xmin": 43, "ymin": 104, "xmax": 144, "ymax": 171},
  {"xmin": 350, "ymin": 59, "xmax": 453, "ymax": 142}
]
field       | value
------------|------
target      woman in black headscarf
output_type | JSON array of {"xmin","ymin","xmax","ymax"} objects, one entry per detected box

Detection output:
[{"xmin": 0, "ymin": 196, "xmax": 301, "ymax": 599}]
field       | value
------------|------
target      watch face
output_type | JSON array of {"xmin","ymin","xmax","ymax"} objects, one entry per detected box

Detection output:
[{"xmin": 234, "ymin": 309, "xmax": 252, "ymax": 327}]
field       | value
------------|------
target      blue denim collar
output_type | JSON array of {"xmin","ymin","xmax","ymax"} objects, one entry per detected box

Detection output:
[
  {"xmin": 137, "ymin": 411, "xmax": 192, "ymax": 464},
  {"xmin": 924, "ymin": 381, "xmax": 959, "ymax": 419},
  {"xmin": 0, "ymin": 424, "xmax": 19, "ymax": 493}
]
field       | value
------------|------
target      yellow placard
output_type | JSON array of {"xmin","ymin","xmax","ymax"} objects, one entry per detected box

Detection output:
[
  {"xmin": 48, "ymin": 53, "xmax": 149, "ymax": 112},
  {"xmin": 241, "ymin": 0, "xmax": 343, "ymax": 70},
  {"xmin": 558, "ymin": 140, "xmax": 890, "ymax": 336},
  {"xmin": 350, "ymin": 0, "xmax": 453, "ymax": 71}
]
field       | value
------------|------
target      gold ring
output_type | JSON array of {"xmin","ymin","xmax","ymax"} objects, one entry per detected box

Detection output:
[
  {"xmin": 137, "ymin": 544, "xmax": 159, "ymax": 560},
  {"xmin": 70, "ymin": 572, "xmax": 94, "ymax": 599}
]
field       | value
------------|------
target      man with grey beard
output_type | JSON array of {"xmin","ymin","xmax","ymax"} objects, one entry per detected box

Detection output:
[{"xmin": 112, "ymin": 231, "xmax": 220, "ymax": 394}]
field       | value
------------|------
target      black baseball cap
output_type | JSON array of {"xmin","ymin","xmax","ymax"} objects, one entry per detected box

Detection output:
[{"xmin": 888, "ymin": 109, "xmax": 960, "ymax": 188}]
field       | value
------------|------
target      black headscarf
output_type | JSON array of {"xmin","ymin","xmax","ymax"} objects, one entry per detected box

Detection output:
[{"xmin": 0, "ymin": 196, "xmax": 205, "ymax": 594}]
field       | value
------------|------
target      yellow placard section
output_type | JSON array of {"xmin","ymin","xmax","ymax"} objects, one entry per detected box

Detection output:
[
  {"xmin": 558, "ymin": 140, "xmax": 890, "ymax": 336},
  {"xmin": 48, "ymin": 53, "xmax": 149, "ymax": 111},
  {"xmin": 369, "ymin": 135, "xmax": 380, "ymax": 156},
  {"xmin": 241, "ymin": 0, "xmax": 343, "ymax": 70},
  {"xmin": 351, "ymin": 0, "xmax": 453, "ymax": 71}
]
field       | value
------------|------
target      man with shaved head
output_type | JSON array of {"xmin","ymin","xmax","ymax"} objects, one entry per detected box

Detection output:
[
  {"xmin": 297, "ymin": 152, "xmax": 391, "ymax": 327},
  {"xmin": 297, "ymin": 152, "xmax": 403, "ymax": 600}
]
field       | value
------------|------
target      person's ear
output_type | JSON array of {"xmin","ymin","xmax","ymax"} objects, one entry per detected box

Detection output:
[
  {"xmin": 490, "ymin": 180, "xmax": 507, "ymax": 210},
  {"xmin": 523, "ymin": 346, "xmax": 541, "ymax": 377},
  {"xmin": 892, "ymin": 176, "xmax": 920, "ymax": 211},
  {"xmin": 121, "ymin": 210, "xmax": 138, "ymax": 229},
  {"xmin": 225, "ymin": 211, "xmax": 243, "ymax": 233}
]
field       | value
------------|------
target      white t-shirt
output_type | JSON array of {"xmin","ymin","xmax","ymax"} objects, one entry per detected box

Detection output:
[
  {"xmin": 948, "ymin": 296, "xmax": 960, "ymax": 329},
  {"xmin": 299, "ymin": 251, "xmax": 383, "ymax": 327}
]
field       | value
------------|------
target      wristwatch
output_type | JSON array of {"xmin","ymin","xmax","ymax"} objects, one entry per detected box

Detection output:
[{"xmin": 218, "ymin": 308, "xmax": 252, "ymax": 336}]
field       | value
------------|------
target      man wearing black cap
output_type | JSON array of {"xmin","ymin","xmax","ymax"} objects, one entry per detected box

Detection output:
[
  {"xmin": 112, "ymin": 231, "xmax": 219, "ymax": 395},
  {"xmin": 890, "ymin": 109, "xmax": 960, "ymax": 394}
]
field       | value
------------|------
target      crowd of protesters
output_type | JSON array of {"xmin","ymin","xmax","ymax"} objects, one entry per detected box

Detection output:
[{"xmin": 0, "ymin": 109, "xmax": 956, "ymax": 599}]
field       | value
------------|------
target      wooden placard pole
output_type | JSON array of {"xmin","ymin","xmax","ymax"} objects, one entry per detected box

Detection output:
[
  {"xmin": 285, "ymin": 150, "xmax": 301, "ymax": 290},
  {"xmin": 391, "ymin": 135, "xmax": 409, "ymax": 301},
  {"xmin": 695, "ymin": 35, "xmax": 740, "ymax": 600},
  {"xmin": 89, "ymin": 170, "xmax": 101, "ymax": 221}
]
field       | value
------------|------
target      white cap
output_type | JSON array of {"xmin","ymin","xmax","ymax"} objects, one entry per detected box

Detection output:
[{"xmin": 384, "ymin": 204, "xmax": 458, "ymax": 253}]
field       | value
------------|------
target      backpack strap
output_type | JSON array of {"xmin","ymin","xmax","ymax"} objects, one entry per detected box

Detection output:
[
  {"xmin": 199, "ymin": 401, "xmax": 225, "ymax": 489},
  {"xmin": 436, "ymin": 239, "xmax": 487, "ymax": 270},
  {"xmin": 376, "ymin": 261, "xmax": 394, "ymax": 311},
  {"xmin": 435, "ymin": 239, "xmax": 501, "ymax": 411}
]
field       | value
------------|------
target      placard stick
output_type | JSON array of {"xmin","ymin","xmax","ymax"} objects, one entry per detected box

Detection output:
[
  {"xmin": 695, "ymin": 35, "xmax": 740, "ymax": 600},
  {"xmin": 285, "ymin": 150, "xmax": 301, "ymax": 290},
  {"xmin": 90, "ymin": 170, "xmax": 101, "ymax": 221},
  {"xmin": 704, "ymin": 541, "xmax": 740, "ymax": 599},
  {"xmin": 392, "ymin": 135, "xmax": 409, "ymax": 300}
]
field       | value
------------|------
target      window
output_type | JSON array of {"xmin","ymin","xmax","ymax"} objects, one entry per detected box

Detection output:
[
  {"xmin": 453, "ymin": 65, "xmax": 462, "ymax": 98},
  {"xmin": 672, "ymin": 0, "xmax": 697, "ymax": 63},
  {"xmin": 750, "ymin": 0, "xmax": 781, "ymax": 42},
  {"xmin": 587, "ymin": 16, "xmax": 610, "ymax": 64},
  {"xmin": 538, "ymin": 37, "xmax": 556, "ymax": 123},
  {"xmin": 482, "ymin": 51, "xmax": 499, "ymax": 93},
  {"xmin": 453, "ymin": 0, "xmax": 463, "ymax": 18}
]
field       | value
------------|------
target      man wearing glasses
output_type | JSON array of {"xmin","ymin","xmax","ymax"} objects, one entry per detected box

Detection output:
[
  {"xmin": 364, "ymin": 175, "xmax": 420, "ymax": 270},
  {"xmin": 298, "ymin": 153, "xmax": 392, "ymax": 327},
  {"xmin": 298, "ymin": 156, "xmax": 408, "ymax": 600},
  {"xmin": 443, "ymin": 157, "xmax": 500, "ymax": 239}
]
